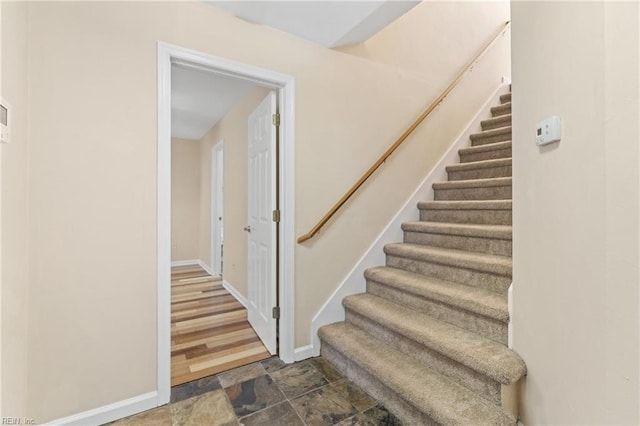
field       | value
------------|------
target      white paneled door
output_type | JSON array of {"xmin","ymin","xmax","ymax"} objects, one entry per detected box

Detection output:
[{"xmin": 246, "ymin": 91, "xmax": 278, "ymax": 354}]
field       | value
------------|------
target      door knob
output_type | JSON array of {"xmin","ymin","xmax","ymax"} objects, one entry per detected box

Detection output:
[{"xmin": 243, "ymin": 226, "xmax": 251, "ymax": 232}]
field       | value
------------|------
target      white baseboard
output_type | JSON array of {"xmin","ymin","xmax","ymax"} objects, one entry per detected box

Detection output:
[
  {"xmin": 294, "ymin": 344, "xmax": 315, "ymax": 361},
  {"xmin": 309, "ymin": 82, "xmax": 511, "ymax": 355},
  {"xmin": 198, "ymin": 260, "xmax": 213, "ymax": 276},
  {"xmin": 170, "ymin": 259, "xmax": 200, "ymax": 267},
  {"xmin": 43, "ymin": 391, "xmax": 158, "ymax": 426},
  {"xmin": 222, "ymin": 280, "xmax": 248, "ymax": 308},
  {"xmin": 171, "ymin": 259, "xmax": 213, "ymax": 275}
]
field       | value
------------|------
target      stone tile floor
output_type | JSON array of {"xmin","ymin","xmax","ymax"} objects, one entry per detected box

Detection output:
[{"xmin": 110, "ymin": 356, "xmax": 402, "ymax": 426}]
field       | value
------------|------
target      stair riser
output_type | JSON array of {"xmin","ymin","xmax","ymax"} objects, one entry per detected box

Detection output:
[
  {"xmin": 500, "ymin": 93, "xmax": 512, "ymax": 104},
  {"xmin": 419, "ymin": 208, "xmax": 512, "ymax": 226},
  {"xmin": 460, "ymin": 147, "xmax": 512, "ymax": 163},
  {"xmin": 321, "ymin": 343, "xmax": 439, "ymax": 426},
  {"xmin": 434, "ymin": 185, "xmax": 512, "ymax": 201},
  {"xmin": 491, "ymin": 104, "xmax": 511, "ymax": 117},
  {"xmin": 367, "ymin": 280, "xmax": 508, "ymax": 344},
  {"xmin": 386, "ymin": 254, "xmax": 511, "ymax": 294},
  {"xmin": 471, "ymin": 132, "xmax": 511, "ymax": 147},
  {"xmin": 448, "ymin": 165, "xmax": 512, "ymax": 181},
  {"xmin": 403, "ymin": 231, "xmax": 512, "ymax": 256},
  {"xmin": 481, "ymin": 116, "xmax": 511, "ymax": 131},
  {"xmin": 345, "ymin": 309, "xmax": 503, "ymax": 405}
]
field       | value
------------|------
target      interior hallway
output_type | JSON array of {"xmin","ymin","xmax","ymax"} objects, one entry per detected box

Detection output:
[{"xmin": 171, "ymin": 265, "xmax": 271, "ymax": 386}]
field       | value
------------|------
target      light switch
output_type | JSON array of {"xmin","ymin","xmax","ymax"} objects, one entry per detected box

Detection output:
[{"xmin": 535, "ymin": 116, "xmax": 561, "ymax": 146}]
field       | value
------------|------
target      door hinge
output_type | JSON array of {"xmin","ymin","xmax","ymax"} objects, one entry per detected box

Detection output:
[
  {"xmin": 272, "ymin": 209, "xmax": 281, "ymax": 223},
  {"xmin": 272, "ymin": 306, "xmax": 281, "ymax": 319},
  {"xmin": 272, "ymin": 113, "xmax": 280, "ymax": 127}
]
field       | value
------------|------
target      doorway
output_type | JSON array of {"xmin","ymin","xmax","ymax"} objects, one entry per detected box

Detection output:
[{"xmin": 157, "ymin": 42, "xmax": 296, "ymax": 405}]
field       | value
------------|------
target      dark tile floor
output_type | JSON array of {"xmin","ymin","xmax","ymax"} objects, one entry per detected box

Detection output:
[{"xmin": 111, "ymin": 356, "xmax": 402, "ymax": 426}]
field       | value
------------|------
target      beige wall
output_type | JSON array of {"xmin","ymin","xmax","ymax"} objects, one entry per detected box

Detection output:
[
  {"xmin": 171, "ymin": 138, "xmax": 201, "ymax": 262},
  {"xmin": 336, "ymin": 1, "xmax": 510, "ymax": 81},
  {"xmin": 512, "ymin": 2, "xmax": 639, "ymax": 424},
  {"xmin": 1, "ymin": 1, "xmax": 30, "ymax": 418},
  {"xmin": 199, "ymin": 87, "xmax": 271, "ymax": 295},
  {"xmin": 22, "ymin": 1, "xmax": 509, "ymax": 421}
]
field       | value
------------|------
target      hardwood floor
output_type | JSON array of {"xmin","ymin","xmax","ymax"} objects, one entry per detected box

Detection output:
[{"xmin": 171, "ymin": 265, "xmax": 271, "ymax": 386}]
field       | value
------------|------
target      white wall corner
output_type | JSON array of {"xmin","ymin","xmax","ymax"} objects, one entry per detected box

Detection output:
[
  {"xmin": 309, "ymin": 81, "xmax": 511, "ymax": 356},
  {"xmin": 222, "ymin": 280, "xmax": 248, "ymax": 308},
  {"xmin": 43, "ymin": 392, "xmax": 158, "ymax": 426},
  {"xmin": 197, "ymin": 260, "xmax": 213, "ymax": 276},
  {"xmin": 294, "ymin": 344, "xmax": 315, "ymax": 362}
]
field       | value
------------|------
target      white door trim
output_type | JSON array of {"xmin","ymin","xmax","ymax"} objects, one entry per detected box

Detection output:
[
  {"xmin": 157, "ymin": 42, "xmax": 296, "ymax": 406},
  {"xmin": 211, "ymin": 140, "xmax": 224, "ymax": 276}
]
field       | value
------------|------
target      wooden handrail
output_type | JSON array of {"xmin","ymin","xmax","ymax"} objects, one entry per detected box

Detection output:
[{"xmin": 297, "ymin": 21, "xmax": 511, "ymax": 244}]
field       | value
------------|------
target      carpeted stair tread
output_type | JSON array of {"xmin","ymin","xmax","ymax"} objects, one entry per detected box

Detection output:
[
  {"xmin": 384, "ymin": 243, "xmax": 512, "ymax": 277},
  {"xmin": 481, "ymin": 114, "xmax": 512, "ymax": 131},
  {"xmin": 447, "ymin": 158, "xmax": 512, "ymax": 173},
  {"xmin": 458, "ymin": 142, "xmax": 512, "ymax": 164},
  {"xmin": 500, "ymin": 93, "xmax": 511, "ymax": 103},
  {"xmin": 491, "ymin": 102, "xmax": 511, "ymax": 117},
  {"xmin": 401, "ymin": 221, "xmax": 512, "ymax": 240},
  {"xmin": 418, "ymin": 200, "xmax": 512, "ymax": 226},
  {"xmin": 469, "ymin": 126, "xmax": 512, "ymax": 145},
  {"xmin": 459, "ymin": 141, "xmax": 511, "ymax": 156},
  {"xmin": 319, "ymin": 322, "xmax": 516, "ymax": 425},
  {"xmin": 447, "ymin": 158, "xmax": 512, "ymax": 181},
  {"xmin": 365, "ymin": 266, "xmax": 509, "ymax": 322},
  {"xmin": 343, "ymin": 293, "xmax": 526, "ymax": 384},
  {"xmin": 418, "ymin": 199, "xmax": 512, "ymax": 211},
  {"xmin": 433, "ymin": 176, "xmax": 512, "ymax": 190},
  {"xmin": 432, "ymin": 177, "xmax": 512, "ymax": 201}
]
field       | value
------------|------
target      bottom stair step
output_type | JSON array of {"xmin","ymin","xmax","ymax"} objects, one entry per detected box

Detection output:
[{"xmin": 319, "ymin": 322, "xmax": 516, "ymax": 426}]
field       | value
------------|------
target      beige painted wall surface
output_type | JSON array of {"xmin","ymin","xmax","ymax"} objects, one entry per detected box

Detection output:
[
  {"xmin": 512, "ymin": 2, "xmax": 639, "ymax": 424},
  {"xmin": 199, "ymin": 87, "xmax": 271, "ymax": 296},
  {"xmin": 336, "ymin": 1, "xmax": 510, "ymax": 82},
  {"xmin": 25, "ymin": 2, "xmax": 510, "ymax": 421},
  {"xmin": 171, "ymin": 138, "xmax": 201, "ymax": 262},
  {"xmin": 1, "ymin": 1, "xmax": 29, "ymax": 418}
]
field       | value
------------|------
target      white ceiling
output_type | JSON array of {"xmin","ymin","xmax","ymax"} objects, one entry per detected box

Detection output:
[
  {"xmin": 171, "ymin": 64, "xmax": 255, "ymax": 140},
  {"xmin": 206, "ymin": 1, "xmax": 420, "ymax": 48},
  {"xmin": 172, "ymin": 1, "xmax": 420, "ymax": 140}
]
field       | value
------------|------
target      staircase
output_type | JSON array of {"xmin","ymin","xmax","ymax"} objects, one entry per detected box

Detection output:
[{"xmin": 318, "ymin": 91, "xmax": 526, "ymax": 425}]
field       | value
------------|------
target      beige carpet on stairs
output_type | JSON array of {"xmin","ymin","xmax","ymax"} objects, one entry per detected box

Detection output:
[{"xmin": 318, "ymin": 90, "xmax": 527, "ymax": 425}]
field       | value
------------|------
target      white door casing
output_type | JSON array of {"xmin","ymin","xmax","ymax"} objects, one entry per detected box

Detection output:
[
  {"xmin": 246, "ymin": 91, "xmax": 278, "ymax": 355},
  {"xmin": 211, "ymin": 141, "xmax": 224, "ymax": 276}
]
